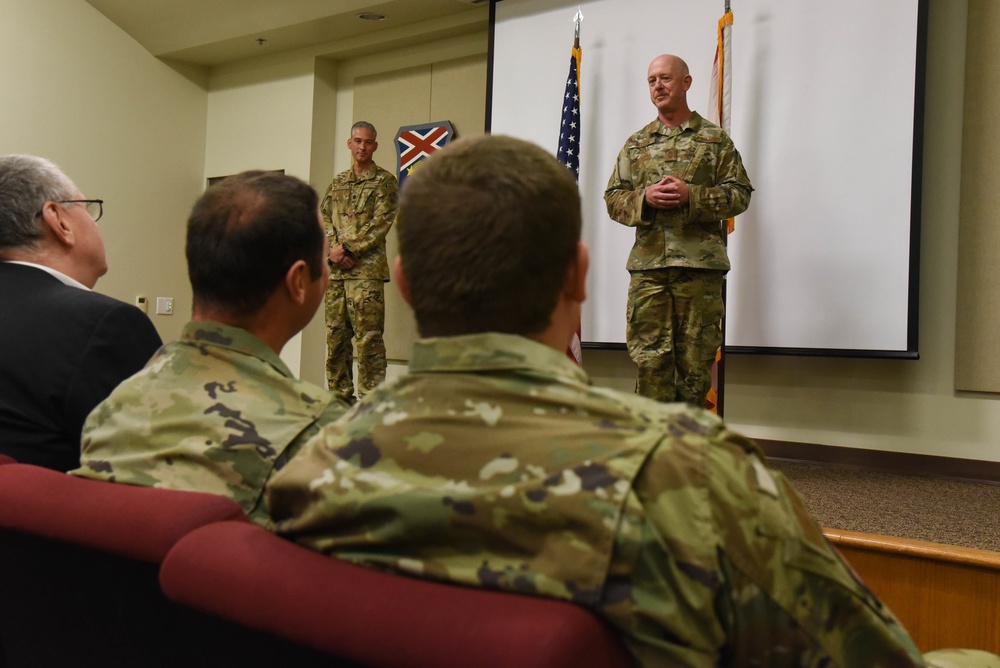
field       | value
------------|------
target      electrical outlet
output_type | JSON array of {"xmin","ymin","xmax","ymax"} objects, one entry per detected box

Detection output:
[
  {"xmin": 135, "ymin": 295, "xmax": 147, "ymax": 313},
  {"xmin": 155, "ymin": 297, "xmax": 174, "ymax": 315}
]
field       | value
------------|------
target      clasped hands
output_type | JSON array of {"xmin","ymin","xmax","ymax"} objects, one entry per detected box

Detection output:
[
  {"xmin": 644, "ymin": 175, "xmax": 689, "ymax": 210},
  {"xmin": 329, "ymin": 244, "xmax": 356, "ymax": 270}
]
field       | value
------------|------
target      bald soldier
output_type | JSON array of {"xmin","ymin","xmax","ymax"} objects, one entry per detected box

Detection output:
[
  {"xmin": 266, "ymin": 135, "xmax": 997, "ymax": 667},
  {"xmin": 605, "ymin": 54, "xmax": 752, "ymax": 405},
  {"xmin": 73, "ymin": 171, "xmax": 349, "ymax": 527}
]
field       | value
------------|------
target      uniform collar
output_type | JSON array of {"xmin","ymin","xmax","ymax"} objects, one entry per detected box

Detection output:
[
  {"xmin": 180, "ymin": 321, "xmax": 295, "ymax": 379},
  {"xmin": 409, "ymin": 332, "xmax": 590, "ymax": 386},
  {"xmin": 649, "ymin": 110, "xmax": 705, "ymax": 137}
]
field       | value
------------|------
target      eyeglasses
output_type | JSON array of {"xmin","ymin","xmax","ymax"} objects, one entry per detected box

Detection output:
[
  {"xmin": 58, "ymin": 199, "xmax": 104, "ymax": 222},
  {"xmin": 36, "ymin": 199, "xmax": 104, "ymax": 222}
]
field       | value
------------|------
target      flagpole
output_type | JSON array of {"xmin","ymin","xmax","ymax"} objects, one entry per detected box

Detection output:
[
  {"xmin": 713, "ymin": 0, "xmax": 733, "ymax": 416},
  {"xmin": 560, "ymin": 7, "xmax": 584, "ymax": 366}
]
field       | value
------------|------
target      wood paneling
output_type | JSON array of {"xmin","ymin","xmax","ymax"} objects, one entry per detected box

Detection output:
[{"xmin": 826, "ymin": 529, "xmax": 1000, "ymax": 654}]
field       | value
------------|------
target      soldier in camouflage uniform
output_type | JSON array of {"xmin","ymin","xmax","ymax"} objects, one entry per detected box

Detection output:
[
  {"xmin": 266, "ymin": 136, "xmax": 998, "ymax": 667},
  {"xmin": 322, "ymin": 121, "xmax": 398, "ymax": 404},
  {"xmin": 72, "ymin": 171, "xmax": 349, "ymax": 527},
  {"xmin": 605, "ymin": 54, "xmax": 753, "ymax": 405}
]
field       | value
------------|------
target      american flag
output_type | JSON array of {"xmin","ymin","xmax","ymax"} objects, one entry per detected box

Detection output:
[
  {"xmin": 556, "ymin": 45, "xmax": 582, "ymax": 177},
  {"xmin": 557, "ymin": 35, "xmax": 583, "ymax": 366}
]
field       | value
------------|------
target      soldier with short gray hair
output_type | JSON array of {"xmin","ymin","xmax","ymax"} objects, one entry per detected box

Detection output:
[
  {"xmin": 322, "ymin": 120, "xmax": 398, "ymax": 404},
  {"xmin": 266, "ymin": 135, "xmax": 995, "ymax": 666}
]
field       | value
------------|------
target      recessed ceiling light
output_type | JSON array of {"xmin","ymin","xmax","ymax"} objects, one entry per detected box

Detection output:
[{"xmin": 357, "ymin": 12, "xmax": 386, "ymax": 21}]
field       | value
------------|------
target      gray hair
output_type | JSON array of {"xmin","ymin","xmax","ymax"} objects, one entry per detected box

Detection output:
[
  {"xmin": 350, "ymin": 121, "xmax": 377, "ymax": 139},
  {"xmin": 0, "ymin": 154, "xmax": 77, "ymax": 250}
]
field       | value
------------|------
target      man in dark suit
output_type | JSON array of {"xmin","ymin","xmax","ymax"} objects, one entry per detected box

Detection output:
[{"xmin": 0, "ymin": 154, "xmax": 162, "ymax": 471}]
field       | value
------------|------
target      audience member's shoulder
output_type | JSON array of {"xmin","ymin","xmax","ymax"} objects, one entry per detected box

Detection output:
[
  {"xmin": 287, "ymin": 374, "xmax": 351, "ymax": 424},
  {"xmin": 589, "ymin": 384, "xmax": 727, "ymax": 437},
  {"xmin": 589, "ymin": 384, "xmax": 767, "ymax": 482}
]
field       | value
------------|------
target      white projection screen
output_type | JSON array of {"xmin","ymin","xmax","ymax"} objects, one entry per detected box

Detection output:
[{"xmin": 489, "ymin": 0, "xmax": 925, "ymax": 358}]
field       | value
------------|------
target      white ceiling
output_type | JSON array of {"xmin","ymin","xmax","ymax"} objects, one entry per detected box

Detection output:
[{"xmin": 84, "ymin": 0, "xmax": 489, "ymax": 67}]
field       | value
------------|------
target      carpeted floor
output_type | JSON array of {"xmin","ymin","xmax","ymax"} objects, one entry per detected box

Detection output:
[{"xmin": 770, "ymin": 459, "xmax": 1000, "ymax": 553}]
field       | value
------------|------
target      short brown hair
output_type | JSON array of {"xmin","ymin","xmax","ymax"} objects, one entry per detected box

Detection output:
[{"xmin": 397, "ymin": 135, "xmax": 581, "ymax": 337}]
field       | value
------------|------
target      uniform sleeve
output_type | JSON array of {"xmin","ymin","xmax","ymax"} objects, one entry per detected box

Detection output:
[
  {"xmin": 64, "ymin": 302, "xmax": 162, "ymax": 444},
  {"xmin": 686, "ymin": 136, "xmax": 753, "ymax": 223},
  {"xmin": 604, "ymin": 145, "xmax": 651, "ymax": 228},
  {"xmin": 704, "ymin": 432, "xmax": 924, "ymax": 667},
  {"xmin": 347, "ymin": 173, "xmax": 398, "ymax": 256},
  {"xmin": 320, "ymin": 183, "xmax": 339, "ymax": 245}
]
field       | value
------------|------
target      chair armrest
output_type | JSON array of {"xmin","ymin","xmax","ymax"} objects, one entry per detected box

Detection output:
[
  {"xmin": 0, "ymin": 463, "xmax": 248, "ymax": 562},
  {"xmin": 161, "ymin": 521, "xmax": 632, "ymax": 668}
]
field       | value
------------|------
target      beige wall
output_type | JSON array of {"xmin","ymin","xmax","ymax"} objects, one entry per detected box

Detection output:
[
  {"xmin": 352, "ymin": 53, "xmax": 488, "ymax": 360},
  {"xmin": 1, "ymin": 0, "xmax": 208, "ymax": 344},
  {"xmin": 955, "ymin": 0, "xmax": 1000, "ymax": 393},
  {"xmin": 202, "ymin": 31, "xmax": 487, "ymax": 383}
]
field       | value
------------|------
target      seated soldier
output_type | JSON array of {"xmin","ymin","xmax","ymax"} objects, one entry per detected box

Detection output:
[
  {"xmin": 266, "ymin": 136, "xmax": 998, "ymax": 667},
  {"xmin": 72, "ymin": 171, "xmax": 348, "ymax": 527}
]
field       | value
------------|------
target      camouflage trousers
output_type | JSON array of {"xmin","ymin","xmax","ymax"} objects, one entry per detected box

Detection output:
[
  {"xmin": 325, "ymin": 279, "xmax": 386, "ymax": 403},
  {"xmin": 626, "ymin": 267, "xmax": 725, "ymax": 405}
]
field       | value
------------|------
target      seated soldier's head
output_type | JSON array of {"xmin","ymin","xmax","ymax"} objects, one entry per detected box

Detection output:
[
  {"xmin": 395, "ymin": 135, "xmax": 586, "ymax": 343},
  {"xmin": 186, "ymin": 171, "xmax": 328, "ymax": 336}
]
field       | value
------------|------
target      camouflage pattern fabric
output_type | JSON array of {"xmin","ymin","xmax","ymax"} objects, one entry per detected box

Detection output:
[
  {"xmin": 628, "ymin": 267, "xmax": 725, "ymax": 404},
  {"xmin": 324, "ymin": 278, "xmax": 387, "ymax": 403},
  {"xmin": 72, "ymin": 321, "xmax": 348, "ymax": 528},
  {"xmin": 267, "ymin": 332, "xmax": 944, "ymax": 667},
  {"xmin": 604, "ymin": 112, "xmax": 752, "ymax": 273},
  {"xmin": 605, "ymin": 112, "xmax": 752, "ymax": 404},
  {"xmin": 322, "ymin": 162, "xmax": 396, "ymax": 400},
  {"xmin": 321, "ymin": 162, "xmax": 397, "ymax": 282}
]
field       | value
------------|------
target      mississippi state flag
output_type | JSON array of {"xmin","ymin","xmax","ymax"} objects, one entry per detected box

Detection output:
[{"xmin": 395, "ymin": 121, "xmax": 455, "ymax": 190}]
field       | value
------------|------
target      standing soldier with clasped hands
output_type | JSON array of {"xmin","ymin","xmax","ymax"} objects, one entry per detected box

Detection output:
[{"xmin": 322, "ymin": 121, "xmax": 398, "ymax": 404}]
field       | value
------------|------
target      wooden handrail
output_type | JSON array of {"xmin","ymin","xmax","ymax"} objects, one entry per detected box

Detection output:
[{"xmin": 823, "ymin": 528, "xmax": 1000, "ymax": 570}]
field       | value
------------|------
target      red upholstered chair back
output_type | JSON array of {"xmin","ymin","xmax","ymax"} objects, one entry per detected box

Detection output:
[
  {"xmin": 161, "ymin": 521, "xmax": 634, "ymax": 668},
  {"xmin": 0, "ymin": 463, "xmax": 248, "ymax": 562},
  {"xmin": 0, "ymin": 464, "xmax": 343, "ymax": 668}
]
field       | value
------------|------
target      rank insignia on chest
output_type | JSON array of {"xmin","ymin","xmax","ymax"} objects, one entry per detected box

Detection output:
[{"xmin": 395, "ymin": 121, "xmax": 455, "ymax": 190}]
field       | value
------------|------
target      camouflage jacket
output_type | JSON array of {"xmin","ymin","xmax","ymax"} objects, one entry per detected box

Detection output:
[
  {"xmin": 604, "ymin": 112, "xmax": 753, "ymax": 272},
  {"xmin": 72, "ymin": 321, "xmax": 347, "ymax": 527},
  {"xmin": 267, "ymin": 333, "xmax": 924, "ymax": 667},
  {"xmin": 321, "ymin": 163, "xmax": 398, "ymax": 281}
]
